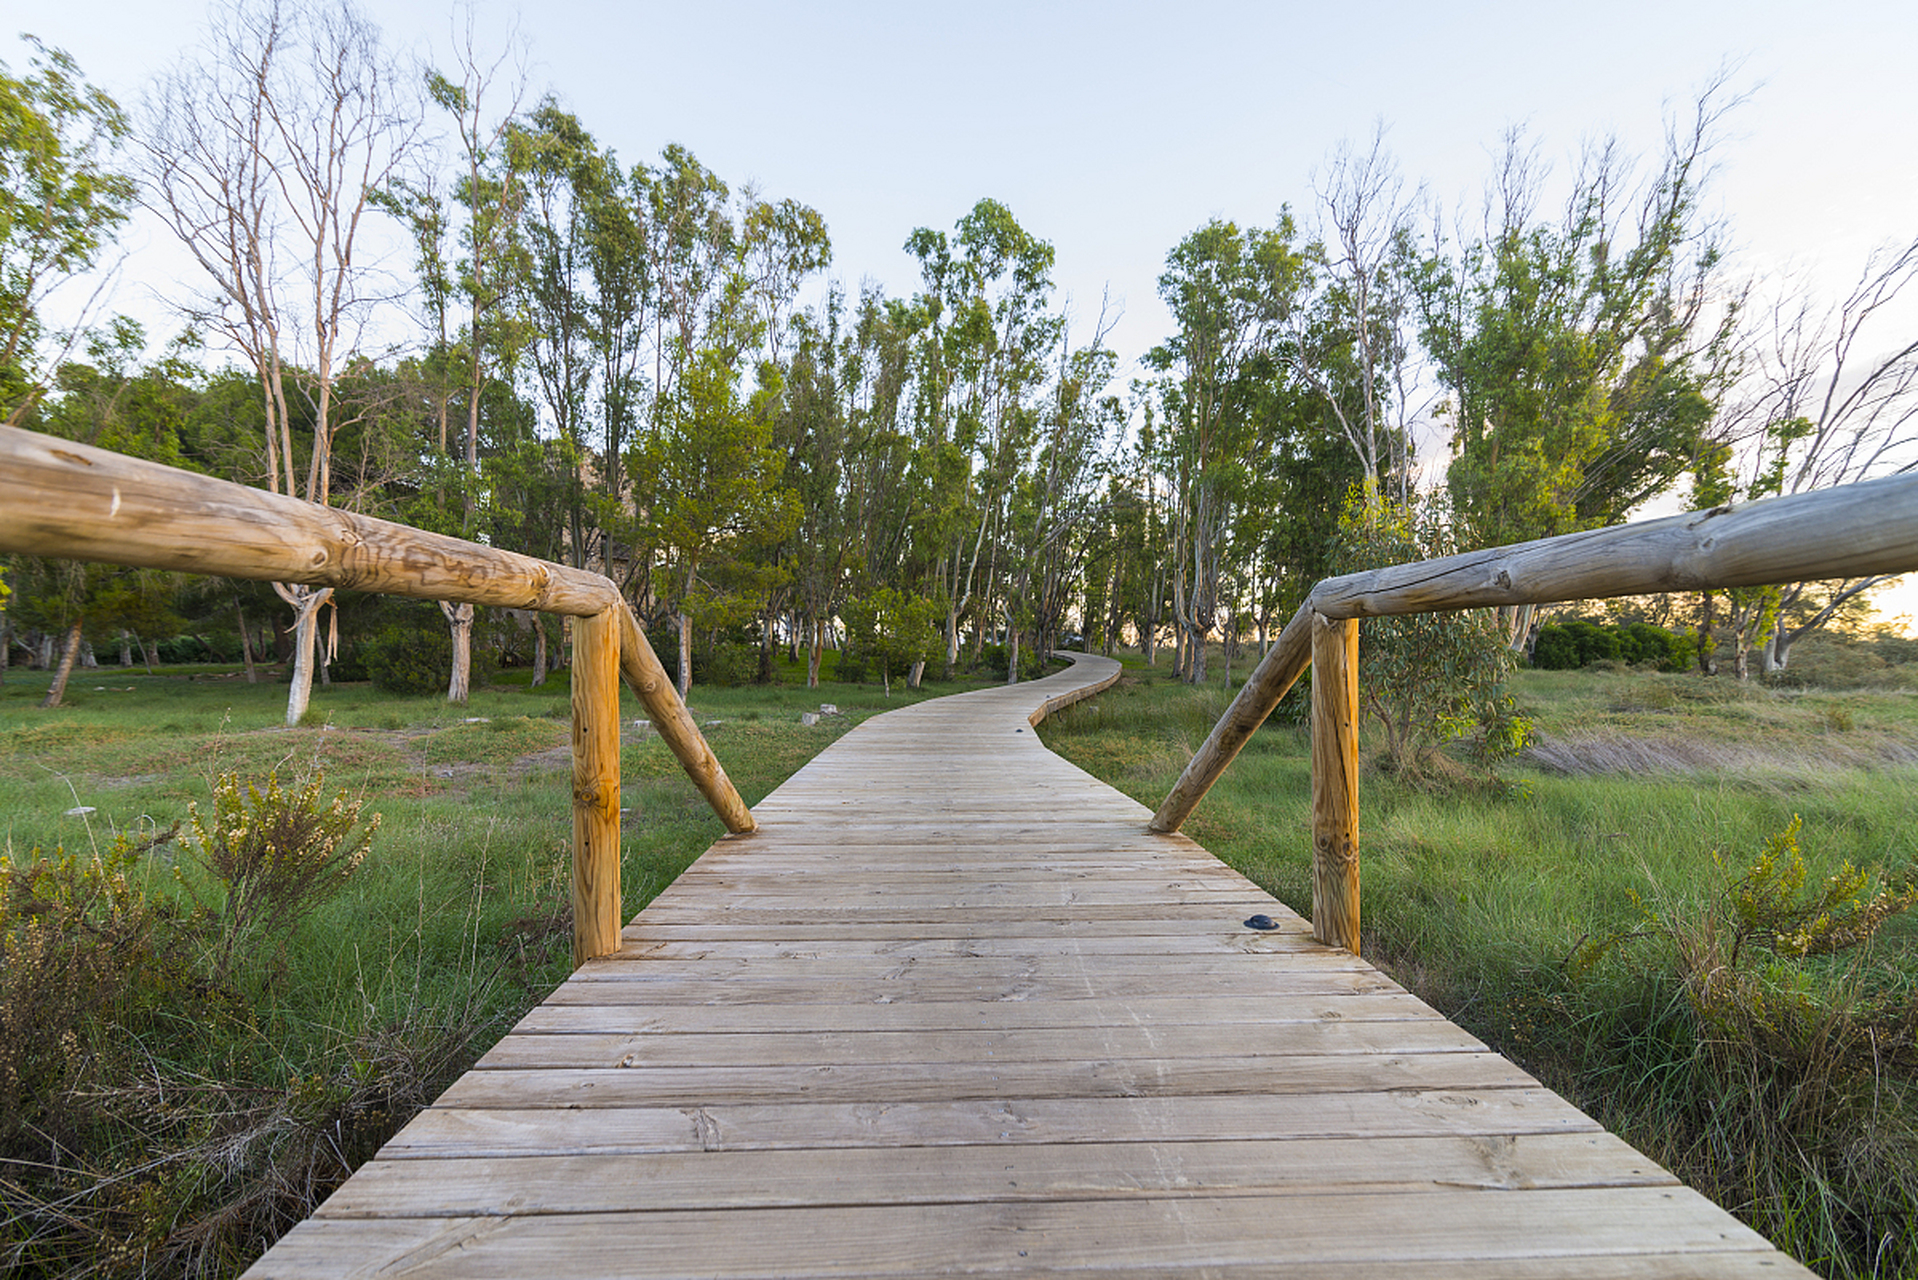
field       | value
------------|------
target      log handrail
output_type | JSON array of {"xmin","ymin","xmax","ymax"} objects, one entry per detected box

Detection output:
[
  {"xmin": 1151, "ymin": 472, "xmax": 1918, "ymax": 953},
  {"xmin": 0, "ymin": 423, "xmax": 756, "ymax": 966}
]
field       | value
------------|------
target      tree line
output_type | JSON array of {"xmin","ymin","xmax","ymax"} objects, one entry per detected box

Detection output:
[{"xmin": 4, "ymin": 3, "xmax": 1916, "ymax": 724}]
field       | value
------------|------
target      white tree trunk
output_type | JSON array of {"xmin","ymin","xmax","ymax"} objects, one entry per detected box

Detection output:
[
  {"xmin": 282, "ymin": 586, "xmax": 333, "ymax": 726},
  {"xmin": 677, "ymin": 610, "xmax": 693, "ymax": 700},
  {"xmin": 40, "ymin": 618, "xmax": 83, "ymax": 709},
  {"xmin": 442, "ymin": 600, "xmax": 474, "ymax": 703}
]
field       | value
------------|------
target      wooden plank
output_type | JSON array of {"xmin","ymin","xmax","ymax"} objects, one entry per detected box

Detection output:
[
  {"xmin": 431, "ymin": 1052, "xmax": 1538, "ymax": 1107},
  {"xmin": 382, "ymin": 1088, "xmax": 1603, "ymax": 1158},
  {"xmin": 509, "ymin": 991, "xmax": 1446, "ymax": 1034},
  {"xmin": 315, "ymin": 1132, "xmax": 1679, "ymax": 1217},
  {"xmin": 626, "ymin": 901, "xmax": 1326, "ymax": 924},
  {"xmin": 473, "ymin": 1020, "xmax": 1489, "ymax": 1070},
  {"xmin": 540, "ymin": 970, "xmax": 1409, "ymax": 1006},
  {"xmin": 238, "ymin": 652, "xmax": 1815, "ymax": 1280},
  {"xmin": 245, "ymin": 1186, "xmax": 1795, "ymax": 1280},
  {"xmin": 601, "ymin": 934, "xmax": 1340, "ymax": 960},
  {"xmin": 615, "ymin": 917, "xmax": 1315, "ymax": 941},
  {"xmin": 566, "ymin": 952, "xmax": 1379, "ymax": 980}
]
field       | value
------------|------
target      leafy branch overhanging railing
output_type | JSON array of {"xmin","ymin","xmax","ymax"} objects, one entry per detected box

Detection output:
[
  {"xmin": 0, "ymin": 422, "xmax": 756, "ymax": 967},
  {"xmin": 1151, "ymin": 472, "xmax": 1918, "ymax": 953}
]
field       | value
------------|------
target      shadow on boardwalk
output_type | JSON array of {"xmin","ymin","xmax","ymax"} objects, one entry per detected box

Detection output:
[{"xmin": 246, "ymin": 654, "xmax": 1808, "ymax": 1278}]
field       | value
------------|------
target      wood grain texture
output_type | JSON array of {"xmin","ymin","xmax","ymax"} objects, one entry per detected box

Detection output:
[
  {"xmin": 1311, "ymin": 612, "xmax": 1361, "ymax": 952},
  {"xmin": 239, "ymin": 651, "xmax": 1815, "ymax": 1279},
  {"xmin": 615, "ymin": 603, "xmax": 756, "ymax": 834},
  {"xmin": 0, "ymin": 423, "xmax": 620, "ymax": 615},
  {"xmin": 1308, "ymin": 471, "xmax": 1918, "ymax": 619},
  {"xmin": 569, "ymin": 609, "xmax": 622, "ymax": 966}
]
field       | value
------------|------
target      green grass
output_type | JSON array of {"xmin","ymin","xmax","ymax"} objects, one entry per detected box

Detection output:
[{"xmin": 1038, "ymin": 651, "xmax": 1918, "ymax": 1279}]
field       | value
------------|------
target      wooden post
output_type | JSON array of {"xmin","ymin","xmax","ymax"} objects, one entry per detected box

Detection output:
[
  {"xmin": 1310, "ymin": 612, "xmax": 1360, "ymax": 953},
  {"xmin": 1149, "ymin": 603, "xmax": 1312, "ymax": 833},
  {"xmin": 571, "ymin": 608, "xmax": 623, "ymax": 967},
  {"xmin": 615, "ymin": 604, "xmax": 757, "ymax": 835}
]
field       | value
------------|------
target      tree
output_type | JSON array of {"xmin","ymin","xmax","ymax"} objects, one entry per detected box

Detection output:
[
  {"xmin": 0, "ymin": 39, "xmax": 134, "ymax": 425},
  {"xmin": 1330, "ymin": 488, "xmax": 1530, "ymax": 775},
  {"xmin": 905, "ymin": 199, "xmax": 1061, "ymax": 679},
  {"xmin": 1146, "ymin": 215, "xmax": 1307, "ymax": 683},
  {"xmin": 1294, "ymin": 126, "xmax": 1420, "ymax": 498},
  {"xmin": 635, "ymin": 346, "xmax": 800, "ymax": 698},
  {"xmin": 422, "ymin": 29, "xmax": 526, "ymax": 703},
  {"xmin": 842, "ymin": 586, "xmax": 939, "ymax": 696},
  {"xmin": 1006, "ymin": 303, "xmax": 1122, "ymax": 676},
  {"xmin": 143, "ymin": 0, "xmax": 421, "ymax": 725},
  {"xmin": 1418, "ymin": 93, "xmax": 1738, "ymax": 554},
  {"xmin": 1733, "ymin": 239, "xmax": 1918, "ymax": 671}
]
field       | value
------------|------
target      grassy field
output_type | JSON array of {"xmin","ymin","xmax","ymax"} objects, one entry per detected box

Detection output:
[
  {"xmin": 0, "ymin": 657, "xmax": 988, "ymax": 1277},
  {"xmin": 1037, "ymin": 651, "xmax": 1918, "ymax": 1280}
]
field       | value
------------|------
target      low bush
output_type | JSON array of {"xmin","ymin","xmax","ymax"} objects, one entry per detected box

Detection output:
[
  {"xmin": 1534, "ymin": 617, "xmax": 1696, "ymax": 672},
  {"xmin": 361, "ymin": 623, "xmax": 451, "ymax": 695},
  {"xmin": 1564, "ymin": 819, "xmax": 1918, "ymax": 1276},
  {"xmin": 0, "ymin": 772, "xmax": 464, "ymax": 1279}
]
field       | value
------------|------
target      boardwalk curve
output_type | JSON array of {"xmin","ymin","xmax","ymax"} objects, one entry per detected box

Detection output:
[{"xmin": 247, "ymin": 654, "xmax": 1810, "ymax": 1278}]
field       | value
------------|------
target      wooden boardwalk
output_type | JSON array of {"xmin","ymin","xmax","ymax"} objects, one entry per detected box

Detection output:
[{"xmin": 247, "ymin": 655, "xmax": 1809, "ymax": 1279}]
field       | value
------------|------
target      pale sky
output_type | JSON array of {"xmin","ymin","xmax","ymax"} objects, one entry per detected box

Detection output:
[{"xmin": 10, "ymin": 0, "xmax": 1918, "ymax": 622}]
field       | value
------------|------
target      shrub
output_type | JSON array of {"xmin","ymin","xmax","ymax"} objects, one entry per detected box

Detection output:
[
  {"xmin": 1533, "ymin": 618, "xmax": 1695, "ymax": 673},
  {"xmin": 0, "ymin": 828, "xmax": 188, "ymax": 1152},
  {"xmin": 361, "ymin": 623, "xmax": 450, "ymax": 695},
  {"xmin": 0, "ymin": 772, "xmax": 393, "ymax": 1277},
  {"xmin": 1568, "ymin": 818, "xmax": 1918, "ymax": 1276},
  {"xmin": 1331, "ymin": 488, "xmax": 1531, "ymax": 776},
  {"xmin": 186, "ymin": 772, "xmax": 379, "ymax": 977}
]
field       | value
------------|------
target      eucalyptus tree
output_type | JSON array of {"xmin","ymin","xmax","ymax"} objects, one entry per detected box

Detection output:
[
  {"xmin": 1727, "ymin": 238, "xmax": 1918, "ymax": 671},
  {"xmin": 509, "ymin": 100, "xmax": 602, "ymax": 599},
  {"xmin": 143, "ymin": 0, "xmax": 422, "ymax": 724},
  {"xmin": 1146, "ymin": 215, "xmax": 1307, "ymax": 683},
  {"xmin": 904, "ymin": 199, "xmax": 1061, "ymax": 675},
  {"xmin": 1418, "ymin": 94, "xmax": 1736, "ymax": 553},
  {"xmin": 1005, "ymin": 306, "xmax": 1122, "ymax": 678},
  {"xmin": 622, "ymin": 147, "xmax": 827, "ymax": 694},
  {"xmin": 1295, "ymin": 129, "xmax": 1421, "ymax": 499},
  {"xmin": 401, "ymin": 31, "xmax": 527, "ymax": 702},
  {"xmin": 0, "ymin": 39, "xmax": 134, "ymax": 426}
]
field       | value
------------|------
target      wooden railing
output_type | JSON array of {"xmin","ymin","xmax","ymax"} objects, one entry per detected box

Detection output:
[
  {"xmin": 1152, "ymin": 473, "xmax": 1918, "ymax": 953},
  {"xmin": 0, "ymin": 423, "xmax": 755, "ymax": 967}
]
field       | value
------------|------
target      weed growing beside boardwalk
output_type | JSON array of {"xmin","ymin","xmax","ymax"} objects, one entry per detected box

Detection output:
[
  {"xmin": 0, "ymin": 661, "xmax": 976, "ymax": 1277},
  {"xmin": 1039, "ymin": 654, "xmax": 1918, "ymax": 1280}
]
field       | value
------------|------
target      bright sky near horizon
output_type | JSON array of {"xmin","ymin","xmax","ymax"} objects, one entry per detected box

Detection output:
[{"xmin": 9, "ymin": 0, "xmax": 1918, "ymax": 624}]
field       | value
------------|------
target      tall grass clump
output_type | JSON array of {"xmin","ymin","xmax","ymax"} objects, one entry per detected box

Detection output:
[
  {"xmin": 0, "ymin": 771, "xmax": 494, "ymax": 1279},
  {"xmin": 1563, "ymin": 819, "xmax": 1918, "ymax": 1277}
]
